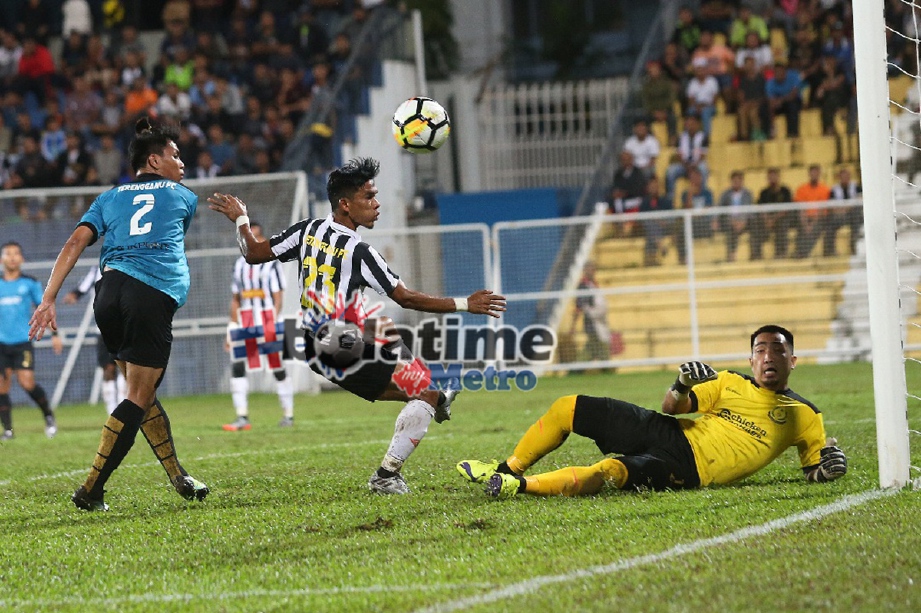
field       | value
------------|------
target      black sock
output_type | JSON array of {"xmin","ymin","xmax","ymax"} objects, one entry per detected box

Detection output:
[
  {"xmin": 516, "ymin": 475, "xmax": 527, "ymax": 493},
  {"xmin": 26, "ymin": 385, "xmax": 53, "ymax": 418},
  {"xmin": 376, "ymin": 467, "xmax": 397, "ymax": 479},
  {"xmin": 437, "ymin": 391, "xmax": 446, "ymax": 406},
  {"xmin": 0, "ymin": 394, "xmax": 11, "ymax": 431},
  {"xmin": 85, "ymin": 400, "xmax": 145, "ymax": 498},
  {"xmin": 496, "ymin": 461, "xmax": 514, "ymax": 475}
]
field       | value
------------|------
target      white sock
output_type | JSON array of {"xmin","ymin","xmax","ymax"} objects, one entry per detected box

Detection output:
[
  {"xmin": 230, "ymin": 376, "xmax": 249, "ymax": 418},
  {"xmin": 381, "ymin": 400, "xmax": 435, "ymax": 473},
  {"xmin": 101, "ymin": 379, "xmax": 117, "ymax": 415},
  {"xmin": 276, "ymin": 376, "xmax": 294, "ymax": 419},
  {"xmin": 116, "ymin": 372, "xmax": 126, "ymax": 403}
]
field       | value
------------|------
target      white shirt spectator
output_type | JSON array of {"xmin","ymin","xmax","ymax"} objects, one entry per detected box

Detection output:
[
  {"xmin": 831, "ymin": 181, "xmax": 860, "ymax": 200},
  {"xmin": 686, "ymin": 75, "xmax": 720, "ymax": 106},
  {"xmin": 735, "ymin": 45, "xmax": 774, "ymax": 72},
  {"xmin": 157, "ymin": 89, "xmax": 193, "ymax": 121},
  {"xmin": 62, "ymin": 0, "xmax": 93, "ymax": 36},
  {"xmin": 0, "ymin": 37, "xmax": 22, "ymax": 80},
  {"xmin": 677, "ymin": 130, "xmax": 709, "ymax": 165},
  {"xmin": 623, "ymin": 133, "xmax": 661, "ymax": 171}
]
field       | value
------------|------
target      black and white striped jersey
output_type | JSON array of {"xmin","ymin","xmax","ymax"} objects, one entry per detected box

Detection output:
[
  {"xmin": 268, "ymin": 215, "xmax": 400, "ymax": 328},
  {"xmin": 231, "ymin": 257, "xmax": 286, "ymax": 314}
]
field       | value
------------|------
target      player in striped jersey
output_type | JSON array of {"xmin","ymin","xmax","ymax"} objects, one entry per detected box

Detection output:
[
  {"xmin": 63, "ymin": 266, "xmax": 126, "ymax": 415},
  {"xmin": 458, "ymin": 325, "xmax": 848, "ymax": 498},
  {"xmin": 209, "ymin": 157, "xmax": 506, "ymax": 494},
  {"xmin": 223, "ymin": 222, "xmax": 295, "ymax": 431}
]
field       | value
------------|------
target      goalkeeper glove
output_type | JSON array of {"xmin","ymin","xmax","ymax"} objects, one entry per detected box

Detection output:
[
  {"xmin": 810, "ymin": 437, "xmax": 848, "ymax": 482},
  {"xmin": 673, "ymin": 361, "xmax": 718, "ymax": 394}
]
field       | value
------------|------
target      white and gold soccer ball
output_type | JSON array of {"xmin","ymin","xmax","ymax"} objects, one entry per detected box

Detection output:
[{"xmin": 391, "ymin": 96, "xmax": 451, "ymax": 153}]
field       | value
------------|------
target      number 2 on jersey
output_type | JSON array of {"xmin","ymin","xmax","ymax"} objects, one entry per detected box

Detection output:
[{"xmin": 130, "ymin": 194, "xmax": 155, "ymax": 236}]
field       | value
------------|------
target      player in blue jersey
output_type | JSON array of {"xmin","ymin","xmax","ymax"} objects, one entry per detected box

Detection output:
[
  {"xmin": 29, "ymin": 117, "xmax": 209, "ymax": 512},
  {"xmin": 0, "ymin": 242, "xmax": 63, "ymax": 440}
]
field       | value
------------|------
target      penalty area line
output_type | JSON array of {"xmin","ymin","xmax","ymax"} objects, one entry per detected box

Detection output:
[{"xmin": 415, "ymin": 488, "xmax": 897, "ymax": 613}]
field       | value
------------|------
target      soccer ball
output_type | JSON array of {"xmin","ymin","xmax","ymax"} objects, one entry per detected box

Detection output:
[
  {"xmin": 314, "ymin": 320, "xmax": 365, "ymax": 369},
  {"xmin": 391, "ymin": 96, "xmax": 451, "ymax": 153}
]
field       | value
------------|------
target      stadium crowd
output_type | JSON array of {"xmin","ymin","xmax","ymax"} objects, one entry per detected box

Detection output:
[
  {"xmin": 0, "ymin": 0, "xmax": 378, "ymax": 221},
  {"xmin": 615, "ymin": 0, "xmax": 878, "ymax": 264}
]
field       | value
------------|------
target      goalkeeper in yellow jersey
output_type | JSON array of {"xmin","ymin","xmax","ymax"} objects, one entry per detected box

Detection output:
[{"xmin": 457, "ymin": 324, "xmax": 848, "ymax": 498}]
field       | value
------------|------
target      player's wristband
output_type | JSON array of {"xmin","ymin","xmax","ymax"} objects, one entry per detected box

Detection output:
[
  {"xmin": 453, "ymin": 298, "xmax": 468, "ymax": 312},
  {"xmin": 672, "ymin": 378, "xmax": 691, "ymax": 395},
  {"xmin": 235, "ymin": 215, "xmax": 250, "ymax": 229}
]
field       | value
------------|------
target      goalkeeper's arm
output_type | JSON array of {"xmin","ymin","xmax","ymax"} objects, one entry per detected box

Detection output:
[
  {"xmin": 805, "ymin": 438, "xmax": 848, "ymax": 483},
  {"xmin": 662, "ymin": 360, "xmax": 717, "ymax": 415}
]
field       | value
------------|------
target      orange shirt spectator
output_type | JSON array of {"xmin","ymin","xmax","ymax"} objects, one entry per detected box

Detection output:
[
  {"xmin": 124, "ymin": 79, "xmax": 159, "ymax": 117},
  {"xmin": 691, "ymin": 31, "xmax": 735, "ymax": 82},
  {"xmin": 794, "ymin": 168, "xmax": 832, "ymax": 219}
]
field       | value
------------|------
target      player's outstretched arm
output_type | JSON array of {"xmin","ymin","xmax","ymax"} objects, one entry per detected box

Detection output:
[
  {"xmin": 208, "ymin": 192, "xmax": 275, "ymax": 264},
  {"xmin": 662, "ymin": 360, "xmax": 717, "ymax": 415},
  {"xmin": 30, "ymin": 226, "xmax": 94, "ymax": 340},
  {"xmin": 806, "ymin": 438, "xmax": 848, "ymax": 483},
  {"xmin": 390, "ymin": 284, "xmax": 506, "ymax": 318}
]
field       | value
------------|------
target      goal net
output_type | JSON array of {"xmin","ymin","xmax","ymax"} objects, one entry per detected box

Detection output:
[{"xmin": 854, "ymin": 0, "xmax": 918, "ymax": 487}]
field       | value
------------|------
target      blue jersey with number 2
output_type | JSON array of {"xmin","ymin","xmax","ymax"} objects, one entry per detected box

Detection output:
[{"xmin": 79, "ymin": 173, "xmax": 198, "ymax": 307}]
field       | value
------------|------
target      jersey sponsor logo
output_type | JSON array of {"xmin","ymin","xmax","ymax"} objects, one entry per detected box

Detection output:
[
  {"xmin": 117, "ymin": 180, "xmax": 175, "ymax": 192},
  {"xmin": 768, "ymin": 405, "xmax": 788, "ymax": 425},
  {"xmin": 0, "ymin": 296, "xmax": 23, "ymax": 306},
  {"xmin": 725, "ymin": 386, "xmax": 742, "ymax": 396},
  {"xmin": 717, "ymin": 408, "xmax": 768, "ymax": 439},
  {"xmin": 241, "ymin": 288, "xmax": 266, "ymax": 300}
]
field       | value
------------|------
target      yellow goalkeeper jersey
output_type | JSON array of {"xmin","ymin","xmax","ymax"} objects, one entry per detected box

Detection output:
[{"xmin": 679, "ymin": 370, "xmax": 826, "ymax": 486}]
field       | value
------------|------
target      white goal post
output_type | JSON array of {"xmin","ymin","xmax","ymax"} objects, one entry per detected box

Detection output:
[{"xmin": 853, "ymin": 0, "xmax": 912, "ymax": 488}]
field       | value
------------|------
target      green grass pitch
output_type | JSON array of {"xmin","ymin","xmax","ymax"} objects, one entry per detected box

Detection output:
[{"xmin": 1, "ymin": 362, "xmax": 920, "ymax": 612}]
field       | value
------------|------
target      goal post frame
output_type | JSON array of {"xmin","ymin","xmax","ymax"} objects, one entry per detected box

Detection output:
[{"xmin": 853, "ymin": 0, "xmax": 912, "ymax": 488}]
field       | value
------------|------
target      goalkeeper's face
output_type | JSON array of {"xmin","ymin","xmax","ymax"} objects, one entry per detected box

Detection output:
[{"xmin": 749, "ymin": 332, "xmax": 796, "ymax": 390}]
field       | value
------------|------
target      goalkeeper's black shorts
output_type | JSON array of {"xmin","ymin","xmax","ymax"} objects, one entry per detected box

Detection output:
[{"xmin": 572, "ymin": 395, "xmax": 701, "ymax": 491}]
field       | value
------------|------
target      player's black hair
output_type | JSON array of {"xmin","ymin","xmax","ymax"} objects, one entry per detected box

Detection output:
[
  {"xmin": 326, "ymin": 157, "xmax": 380, "ymax": 209},
  {"xmin": 750, "ymin": 324, "xmax": 794, "ymax": 352},
  {"xmin": 1, "ymin": 241, "xmax": 22, "ymax": 253},
  {"xmin": 128, "ymin": 117, "xmax": 181, "ymax": 173}
]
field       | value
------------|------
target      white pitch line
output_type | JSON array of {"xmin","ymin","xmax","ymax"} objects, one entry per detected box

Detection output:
[
  {"xmin": 415, "ymin": 488, "xmax": 898, "ymax": 613},
  {"xmin": 0, "ymin": 581, "xmax": 498, "ymax": 610},
  {"xmin": 0, "ymin": 436, "xmax": 424, "ymax": 487}
]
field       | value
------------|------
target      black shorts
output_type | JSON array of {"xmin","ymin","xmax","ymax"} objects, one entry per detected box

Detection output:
[
  {"xmin": 93, "ymin": 269, "xmax": 177, "ymax": 369},
  {"xmin": 95, "ymin": 336, "xmax": 116, "ymax": 369},
  {"xmin": 0, "ymin": 342, "xmax": 35, "ymax": 371},
  {"xmin": 303, "ymin": 330, "xmax": 408, "ymax": 402},
  {"xmin": 572, "ymin": 395, "xmax": 701, "ymax": 491}
]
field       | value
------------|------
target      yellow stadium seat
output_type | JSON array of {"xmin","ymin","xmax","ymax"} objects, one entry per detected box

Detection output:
[
  {"xmin": 800, "ymin": 108, "xmax": 823, "ymax": 137},
  {"xmin": 889, "ymin": 74, "xmax": 915, "ymax": 109},
  {"xmin": 783, "ymin": 166, "xmax": 810, "ymax": 190},
  {"xmin": 651, "ymin": 121, "xmax": 669, "ymax": 148},
  {"xmin": 773, "ymin": 115, "xmax": 787, "ymax": 139},
  {"xmin": 798, "ymin": 136, "xmax": 838, "ymax": 167},
  {"xmin": 761, "ymin": 139, "xmax": 792, "ymax": 168},
  {"xmin": 770, "ymin": 28, "xmax": 787, "ymax": 59},
  {"xmin": 710, "ymin": 114, "xmax": 735, "ymax": 144}
]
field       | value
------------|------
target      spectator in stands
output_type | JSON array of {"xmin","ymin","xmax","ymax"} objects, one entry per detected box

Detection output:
[
  {"xmin": 4, "ymin": 134, "xmax": 56, "ymax": 220},
  {"xmin": 734, "ymin": 31, "xmax": 773, "ymax": 74},
  {"xmin": 811, "ymin": 54, "xmax": 849, "ymax": 136},
  {"xmin": 91, "ymin": 88, "xmax": 124, "ymax": 141},
  {"xmin": 611, "ymin": 150, "xmax": 646, "ymax": 238},
  {"xmin": 59, "ymin": 30, "xmax": 89, "ymax": 81},
  {"xmin": 15, "ymin": 36, "xmax": 54, "ymax": 105},
  {"xmin": 294, "ymin": 6, "xmax": 330, "ymax": 64},
  {"xmin": 123, "ymin": 77, "xmax": 159, "ymax": 125},
  {"xmin": 766, "ymin": 61, "xmax": 803, "ymax": 138},
  {"xmin": 176, "ymin": 122, "xmax": 204, "ymax": 169},
  {"xmin": 750, "ymin": 167, "xmax": 794, "ymax": 260},
  {"xmin": 110, "ymin": 24, "xmax": 145, "ymax": 68},
  {"xmin": 639, "ymin": 175, "xmax": 673, "ymax": 267},
  {"xmin": 192, "ymin": 149, "xmax": 221, "ymax": 178},
  {"xmin": 64, "ymin": 73, "xmax": 102, "ymax": 140},
  {"xmin": 160, "ymin": 4, "xmax": 196, "ymax": 61},
  {"xmin": 269, "ymin": 41, "xmax": 305, "ymax": 74},
  {"xmin": 674, "ymin": 165, "xmax": 716, "ymax": 265},
  {"xmin": 230, "ymin": 132, "xmax": 260, "ymax": 175},
  {"xmin": 822, "ymin": 20, "xmax": 854, "ymax": 72},
  {"xmin": 92, "ymin": 132, "xmax": 124, "ymax": 186},
  {"xmin": 190, "ymin": 0, "xmax": 231, "ymax": 35},
  {"xmin": 0, "ymin": 30, "xmax": 22, "ymax": 95},
  {"xmin": 215, "ymin": 74, "xmax": 245, "ymax": 125},
  {"xmin": 697, "ymin": 0, "xmax": 735, "ymax": 35},
  {"xmin": 251, "ymin": 10, "xmax": 284, "ymax": 64},
  {"xmin": 793, "ymin": 164, "xmax": 833, "ymax": 258},
  {"xmin": 56, "ymin": 130, "xmax": 96, "ymax": 217},
  {"xmin": 188, "ymin": 66, "xmax": 217, "ymax": 112},
  {"xmin": 163, "ymin": 46, "xmax": 194, "ymax": 91},
  {"xmin": 252, "ymin": 147, "xmax": 272, "ymax": 174},
  {"xmin": 247, "ymin": 62, "xmax": 277, "ymax": 106},
  {"xmin": 829, "ymin": 166, "xmax": 863, "ymax": 256},
  {"xmin": 729, "ymin": 6, "xmax": 769, "ymax": 48},
  {"xmin": 666, "ymin": 113, "xmax": 709, "ymax": 197},
  {"xmin": 83, "ymin": 34, "xmax": 116, "ymax": 91},
  {"xmin": 641, "ymin": 60, "xmax": 677, "ymax": 145},
  {"xmin": 205, "ymin": 123, "xmax": 234, "ymax": 175},
  {"xmin": 17, "ymin": 0, "xmax": 50, "ymax": 45},
  {"xmin": 157, "ymin": 81, "xmax": 193, "ymax": 122},
  {"xmin": 660, "ymin": 42, "xmax": 687, "ymax": 97},
  {"xmin": 686, "ymin": 59, "xmax": 720, "ymax": 136},
  {"xmin": 735, "ymin": 56, "xmax": 768, "ymax": 141},
  {"xmin": 39, "ymin": 114, "xmax": 66, "ymax": 163},
  {"xmin": 193, "ymin": 30, "xmax": 229, "ymax": 72},
  {"xmin": 691, "ymin": 30, "xmax": 735, "ymax": 100},
  {"xmin": 623, "ymin": 118, "xmax": 660, "ymax": 178},
  {"xmin": 240, "ymin": 94, "xmax": 265, "ymax": 139},
  {"xmin": 671, "ymin": 6, "xmax": 702, "ymax": 60},
  {"xmin": 570, "ymin": 261, "xmax": 611, "ymax": 365},
  {"xmin": 717, "ymin": 170, "xmax": 754, "ymax": 262}
]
